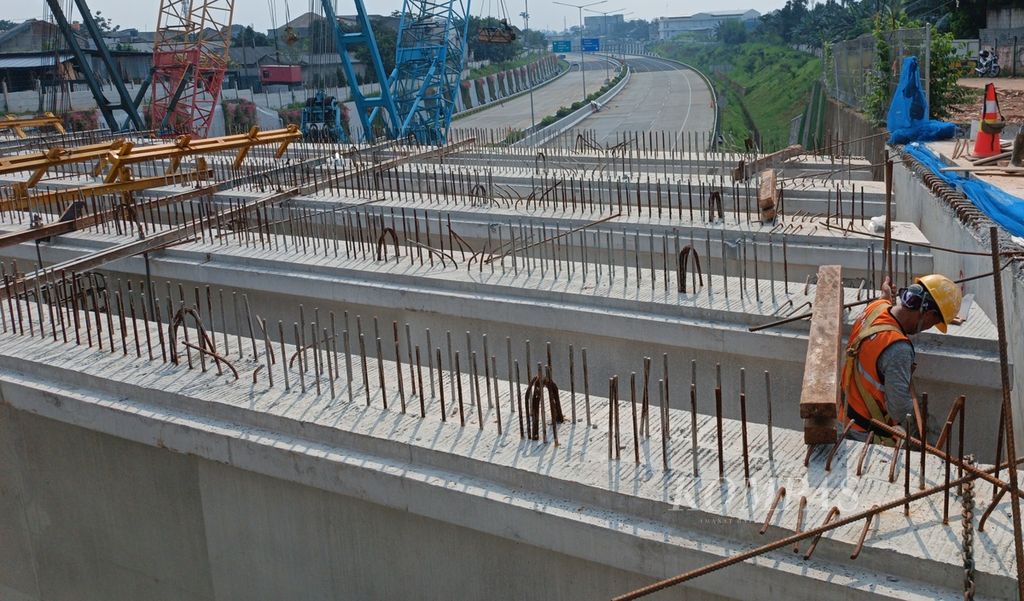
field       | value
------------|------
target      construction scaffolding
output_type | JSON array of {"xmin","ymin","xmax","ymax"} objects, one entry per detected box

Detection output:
[{"xmin": 150, "ymin": 0, "xmax": 236, "ymax": 137}]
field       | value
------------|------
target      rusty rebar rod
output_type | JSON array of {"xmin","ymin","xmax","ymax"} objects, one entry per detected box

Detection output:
[
  {"xmin": 855, "ymin": 432, "xmax": 874, "ymax": 476},
  {"xmin": 870, "ymin": 419, "xmax": 1020, "ymax": 498},
  {"xmin": 739, "ymin": 367, "xmax": 749, "ymax": 481},
  {"xmin": 759, "ymin": 487, "xmax": 786, "ymax": 535},
  {"xmin": 849, "ymin": 506, "xmax": 879, "ymax": 560},
  {"xmin": 611, "ymin": 456, "xmax": 1024, "ymax": 600},
  {"xmin": 888, "ymin": 437, "xmax": 903, "ymax": 483},
  {"xmin": 803, "ymin": 506, "xmax": 840, "ymax": 560},
  {"xmin": 904, "ymin": 413, "xmax": 912, "ymax": 515},
  {"xmin": 988, "ymin": 225, "xmax": 1024, "ymax": 599},
  {"xmin": 715, "ymin": 363, "xmax": 723, "ymax": 479},
  {"xmin": 747, "ymin": 264, "xmax": 1014, "ymax": 333},
  {"xmin": 792, "ymin": 496, "xmax": 807, "ymax": 554}
]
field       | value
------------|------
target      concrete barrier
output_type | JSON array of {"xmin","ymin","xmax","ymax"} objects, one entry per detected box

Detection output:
[{"xmin": 517, "ymin": 57, "xmax": 631, "ymax": 148}]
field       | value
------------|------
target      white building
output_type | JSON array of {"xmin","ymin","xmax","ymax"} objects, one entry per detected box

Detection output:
[{"xmin": 656, "ymin": 9, "xmax": 760, "ymax": 40}]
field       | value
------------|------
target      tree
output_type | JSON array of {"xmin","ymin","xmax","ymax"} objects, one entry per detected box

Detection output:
[
  {"xmin": 0, "ymin": 19, "xmax": 15, "ymax": 32},
  {"xmin": 344, "ymin": 16, "xmax": 398, "ymax": 80},
  {"xmin": 716, "ymin": 19, "xmax": 747, "ymax": 45},
  {"xmin": 622, "ymin": 19, "xmax": 652, "ymax": 41},
  {"xmin": 92, "ymin": 11, "xmax": 119, "ymax": 34},
  {"xmin": 234, "ymin": 25, "xmax": 271, "ymax": 47},
  {"xmin": 468, "ymin": 16, "xmax": 521, "ymax": 62},
  {"xmin": 521, "ymin": 29, "xmax": 546, "ymax": 50},
  {"xmin": 863, "ymin": 15, "xmax": 894, "ymax": 125}
]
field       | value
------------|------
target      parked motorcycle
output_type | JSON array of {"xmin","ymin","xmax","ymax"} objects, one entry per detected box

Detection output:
[{"xmin": 976, "ymin": 49, "xmax": 1001, "ymax": 77}]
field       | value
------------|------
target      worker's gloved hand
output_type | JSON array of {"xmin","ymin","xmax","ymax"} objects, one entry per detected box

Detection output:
[{"xmin": 881, "ymin": 276, "xmax": 896, "ymax": 304}]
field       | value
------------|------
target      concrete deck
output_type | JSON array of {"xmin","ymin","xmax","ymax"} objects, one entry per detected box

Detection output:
[
  {"xmin": 0, "ymin": 217, "xmax": 1006, "ymax": 460},
  {"xmin": 0, "ymin": 308, "xmax": 1018, "ymax": 600}
]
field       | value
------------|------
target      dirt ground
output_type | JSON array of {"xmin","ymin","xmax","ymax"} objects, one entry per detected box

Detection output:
[{"xmin": 951, "ymin": 77, "xmax": 1024, "ymax": 122}]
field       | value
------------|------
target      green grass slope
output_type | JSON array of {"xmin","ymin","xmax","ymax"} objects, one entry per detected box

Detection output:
[{"xmin": 653, "ymin": 42, "xmax": 821, "ymax": 152}]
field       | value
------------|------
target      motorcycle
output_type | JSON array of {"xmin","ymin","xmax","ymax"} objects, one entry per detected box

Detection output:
[{"xmin": 976, "ymin": 50, "xmax": 1001, "ymax": 77}]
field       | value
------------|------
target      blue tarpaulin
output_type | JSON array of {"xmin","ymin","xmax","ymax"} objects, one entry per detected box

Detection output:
[
  {"xmin": 904, "ymin": 142, "xmax": 1024, "ymax": 237},
  {"xmin": 887, "ymin": 57, "xmax": 956, "ymax": 145}
]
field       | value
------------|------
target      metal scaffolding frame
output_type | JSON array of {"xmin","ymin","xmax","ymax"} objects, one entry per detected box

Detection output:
[{"xmin": 151, "ymin": 0, "xmax": 235, "ymax": 137}]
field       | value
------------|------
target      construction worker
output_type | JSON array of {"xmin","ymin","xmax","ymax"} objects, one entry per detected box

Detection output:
[{"xmin": 841, "ymin": 274, "xmax": 963, "ymax": 444}]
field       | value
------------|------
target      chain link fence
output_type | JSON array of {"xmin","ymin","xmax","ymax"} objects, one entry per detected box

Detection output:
[{"xmin": 827, "ymin": 26, "xmax": 931, "ymax": 112}]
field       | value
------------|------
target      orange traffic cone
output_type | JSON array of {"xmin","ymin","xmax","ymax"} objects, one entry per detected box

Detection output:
[{"xmin": 973, "ymin": 83, "xmax": 1005, "ymax": 158}]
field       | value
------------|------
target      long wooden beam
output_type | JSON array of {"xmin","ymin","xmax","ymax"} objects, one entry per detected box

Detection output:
[{"xmin": 799, "ymin": 264, "xmax": 842, "ymax": 444}]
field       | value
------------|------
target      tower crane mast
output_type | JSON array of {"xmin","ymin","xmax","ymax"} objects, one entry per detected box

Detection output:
[
  {"xmin": 151, "ymin": 0, "xmax": 236, "ymax": 137},
  {"xmin": 318, "ymin": 0, "xmax": 471, "ymax": 144}
]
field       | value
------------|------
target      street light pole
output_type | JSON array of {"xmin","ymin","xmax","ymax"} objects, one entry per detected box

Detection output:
[
  {"xmin": 524, "ymin": 0, "xmax": 536, "ymax": 131},
  {"xmin": 584, "ymin": 8, "xmax": 631, "ymax": 83},
  {"xmin": 553, "ymin": 0, "xmax": 606, "ymax": 102}
]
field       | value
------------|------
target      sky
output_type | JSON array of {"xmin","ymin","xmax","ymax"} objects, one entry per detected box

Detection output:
[{"xmin": 7, "ymin": 0, "xmax": 790, "ymax": 34}]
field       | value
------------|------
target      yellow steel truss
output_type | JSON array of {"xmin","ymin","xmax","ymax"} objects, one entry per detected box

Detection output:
[
  {"xmin": 0, "ymin": 113, "xmax": 66, "ymax": 138},
  {"xmin": 0, "ymin": 125, "xmax": 301, "ymax": 197}
]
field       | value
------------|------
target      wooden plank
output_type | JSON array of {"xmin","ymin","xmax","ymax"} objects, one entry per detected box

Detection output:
[
  {"xmin": 733, "ymin": 144, "xmax": 803, "ymax": 181},
  {"xmin": 799, "ymin": 265, "xmax": 842, "ymax": 425},
  {"xmin": 757, "ymin": 169, "xmax": 777, "ymax": 222},
  {"xmin": 804, "ymin": 416, "xmax": 837, "ymax": 445}
]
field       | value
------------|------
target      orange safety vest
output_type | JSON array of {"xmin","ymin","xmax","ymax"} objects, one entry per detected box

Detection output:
[{"xmin": 840, "ymin": 299, "xmax": 911, "ymax": 444}]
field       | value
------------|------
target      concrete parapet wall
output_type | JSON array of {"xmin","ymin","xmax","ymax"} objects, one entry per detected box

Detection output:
[{"xmin": 893, "ymin": 148, "xmax": 1024, "ymax": 448}]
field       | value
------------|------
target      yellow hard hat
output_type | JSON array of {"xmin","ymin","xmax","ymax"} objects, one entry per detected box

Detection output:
[{"xmin": 916, "ymin": 274, "xmax": 962, "ymax": 333}]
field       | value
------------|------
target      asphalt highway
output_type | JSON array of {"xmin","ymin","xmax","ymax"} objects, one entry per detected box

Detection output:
[
  {"xmin": 567, "ymin": 54, "xmax": 716, "ymax": 146},
  {"xmin": 453, "ymin": 54, "xmax": 618, "ymax": 132}
]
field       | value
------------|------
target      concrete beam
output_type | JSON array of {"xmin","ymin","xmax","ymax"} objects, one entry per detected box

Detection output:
[{"xmin": 0, "ymin": 321, "xmax": 1018, "ymax": 600}]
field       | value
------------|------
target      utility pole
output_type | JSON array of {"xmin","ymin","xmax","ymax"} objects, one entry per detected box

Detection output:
[{"xmin": 554, "ymin": 0, "xmax": 606, "ymax": 102}]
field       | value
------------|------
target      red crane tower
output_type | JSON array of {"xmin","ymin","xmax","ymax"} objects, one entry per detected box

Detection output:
[{"xmin": 150, "ymin": 0, "xmax": 235, "ymax": 137}]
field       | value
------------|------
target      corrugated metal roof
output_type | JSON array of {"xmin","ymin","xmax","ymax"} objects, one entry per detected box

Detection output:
[{"xmin": 0, "ymin": 54, "xmax": 72, "ymax": 69}]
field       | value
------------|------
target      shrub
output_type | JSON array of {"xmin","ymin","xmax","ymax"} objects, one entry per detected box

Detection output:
[
  {"xmin": 222, "ymin": 98, "xmax": 258, "ymax": 133},
  {"xmin": 929, "ymin": 31, "xmax": 971, "ymax": 120},
  {"xmin": 62, "ymin": 110, "xmax": 98, "ymax": 132}
]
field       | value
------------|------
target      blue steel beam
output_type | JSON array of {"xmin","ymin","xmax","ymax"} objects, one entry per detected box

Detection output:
[
  {"xmin": 323, "ymin": 0, "xmax": 401, "ymax": 142},
  {"xmin": 324, "ymin": 0, "xmax": 470, "ymax": 144},
  {"xmin": 391, "ymin": 0, "xmax": 471, "ymax": 144}
]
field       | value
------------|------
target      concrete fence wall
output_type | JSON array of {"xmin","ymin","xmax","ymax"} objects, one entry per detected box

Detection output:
[
  {"xmin": 822, "ymin": 98, "xmax": 885, "ymax": 180},
  {"xmin": 1, "ymin": 55, "xmax": 560, "ymax": 118},
  {"xmin": 3, "ymin": 54, "xmax": 561, "ymax": 141}
]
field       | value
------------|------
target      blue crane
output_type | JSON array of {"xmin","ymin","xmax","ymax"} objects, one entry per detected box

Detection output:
[{"xmin": 314, "ymin": 0, "xmax": 471, "ymax": 144}]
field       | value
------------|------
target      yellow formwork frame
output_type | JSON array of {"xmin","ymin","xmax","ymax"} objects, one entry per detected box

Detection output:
[
  {"xmin": 1, "ymin": 125, "xmax": 301, "ymax": 198},
  {"xmin": 0, "ymin": 113, "xmax": 66, "ymax": 138}
]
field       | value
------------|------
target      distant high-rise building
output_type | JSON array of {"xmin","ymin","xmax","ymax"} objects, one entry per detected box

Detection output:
[{"xmin": 583, "ymin": 14, "xmax": 624, "ymax": 36}]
